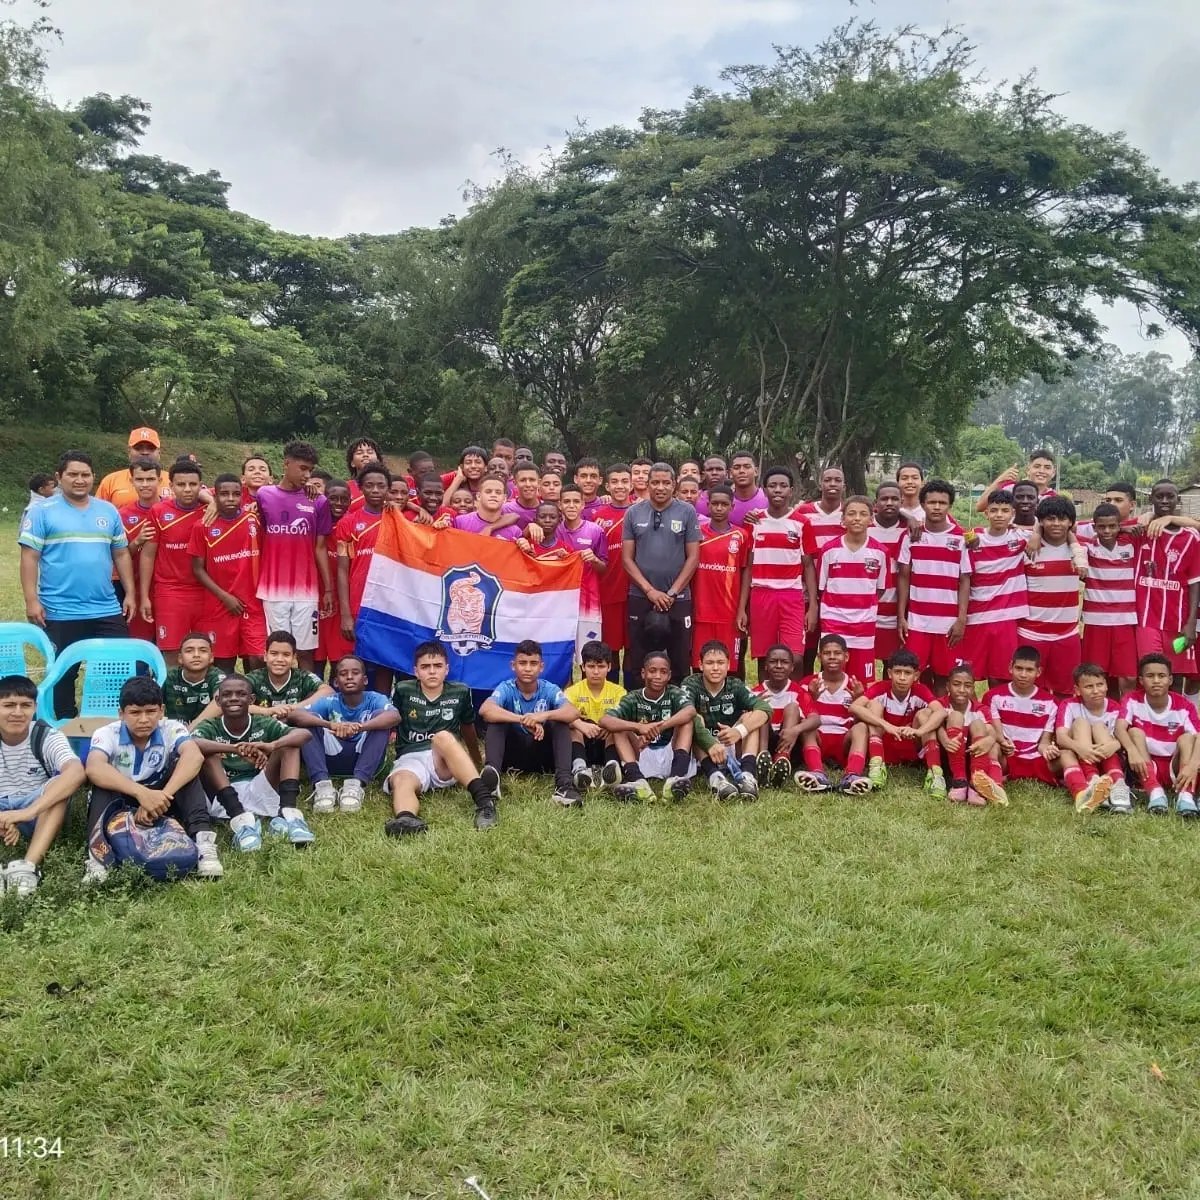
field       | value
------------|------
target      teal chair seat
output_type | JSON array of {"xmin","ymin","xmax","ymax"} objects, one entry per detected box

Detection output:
[{"xmin": 0, "ymin": 621, "xmax": 56, "ymax": 681}]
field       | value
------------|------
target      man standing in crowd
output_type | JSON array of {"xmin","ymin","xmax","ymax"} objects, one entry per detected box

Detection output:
[
  {"xmin": 19, "ymin": 450, "xmax": 136, "ymax": 717},
  {"xmin": 623, "ymin": 463, "xmax": 701, "ymax": 683},
  {"xmin": 95, "ymin": 427, "xmax": 172, "ymax": 508}
]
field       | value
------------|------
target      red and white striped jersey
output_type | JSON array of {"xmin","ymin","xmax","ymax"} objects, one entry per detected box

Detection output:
[
  {"xmin": 800, "ymin": 672, "xmax": 859, "ymax": 737},
  {"xmin": 947, "ymin": 702, "xmax": 987, "ymax": 729},
  {"xmin": 749, "ymin": 513, "xmax": 814, "ymax": 590},
  {"xmin": 1134, "ymin": 526, "xmax": 1200, "ymax": 634},
  {"xmin": 965, "ymin": 527, "xmax": 1030, "ymax": 627},
  {"xmin": 1118, "ymin": 689, "xmax": 1197, "ymax": 758},
  {"xmin": 1019, "ymin": 542, "xmax": 1080, "ymax": 642},
  {"xmin": 1055, "ymin": 698, "xmax": 1119, "ymax": 734},
  {"xmin": 983, "ymin": 684, "xmax": 1057, "ymax": 759},
  {"xmin": 865, "ymin": 679, "xmax": 936, "ymax": 727},
  {"xmin": 869, "ymin": 521, "xmax": 907, "ymax": 631},
  {"xmin": 818, "ymin": 537, "xmax": 889, "ymax": 651},
  {"xmin": 792, "ymin": 502, "xmax": 844, "ymax": 556},
  {"xmin": 898, "ymin": 526, "xmax": 971, "ymax": 635},
  {"xmin": 751, "ymin": 679, "xmax": 809, "ymax": 730},
  {"xmin": 1081, "ymin": 535, "xmax": 1138, "ymax": 627}
]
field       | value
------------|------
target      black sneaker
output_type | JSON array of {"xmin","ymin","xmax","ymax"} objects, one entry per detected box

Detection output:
[
  {"xmin": 478, "ymin": 765, "xmax": 502, "ymax": 801},
  {"xmin": 384, "ymin": 813, "xmax": 428, "ymax": 838},
  {"xmin": 553, "ymin": 784, "xmax": 583, "ymax": 807},
  {"xmin": 755, "ymin": 751, "xmax": 774, "ymax": 782},
  {"xmin": 474, "ymin": 801, "xmax": 498, "ymax": 830},
  {"xmin": 769, "ymin": 757, "xmax": 793, "ymax": 789}
]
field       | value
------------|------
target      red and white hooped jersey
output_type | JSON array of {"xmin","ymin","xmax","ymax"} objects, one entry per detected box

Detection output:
[
  {"xmin": 1082, "ymin": 535, "xmax": 1138, "ymax": 627},
  {"xmin": 1055, "ymin": 698, "xmax": 1119, "ymax": 734},
  {"xmin": 1118, "ymin": 689, "xmax": 1197, "ymax": 758},
  {"xmin": 898, "ymin": 526, "xmax": 971, "ymax": 635},
  {"xmin": 982, "ymin": 684, "xmax": 1056, "ymax": 759},
  {"xmin": 818, "ymin": 537, "xmax": 889, "ymax": 651},
  {"xmin": 800, "ymin": 672, "xmax": 860, "ymax": 737},
  {"xmin": 965, "ymin": 527, "xmax": 1030, "ymax": 626},
  {"xmin": 751, "ymin": 680, "xmax": 809, "ymax": 730},
  {"xmin": 864, "ymin": 679, "xmax": 936, "ymax": 727},
  {"xmin": 792, "ymin": 502, "xmax": 844, "ymax": 556},
  {"xmin": 869, "ymin": 521, "xmax": 907, "ymax": 631},
  {"xmin": 1019, "ymin": 543, "xmax": 1080, "ymax": 642},
  {"xmin": 749, "ymin": 514, "xmax": 815, "ymax": 590}
]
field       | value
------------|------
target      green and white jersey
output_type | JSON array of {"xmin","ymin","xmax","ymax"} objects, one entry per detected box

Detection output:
[
  {"xmin": 246, "ymin": 668, "xmax": 323, "ymax": 709},
  {"xmin": 163, "ymin": 666, "xmax": 224, "ymax": 723},
  {"xmin": 681, "ymin": 673, "xmax": 770, "ymax": 732},
  {"xmin": 391, "ymin": 680, "xmax": 475, "ymax": 756},
  {"xmin": 192, "ymin": 714, "xmax": 290, "ymax": 782},
  {"xmin": 606, "ymin": 686, "xmax": 690, "ymax": 749}
]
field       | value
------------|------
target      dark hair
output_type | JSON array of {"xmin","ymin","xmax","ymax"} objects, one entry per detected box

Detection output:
[
  {"xmin": 1036, "ymin": 496, "xmax": 1075, "ymax": 524},
  {"xmin": 212, "ymin": 472, "xmax": 240, "ymax": 489},
  {"xmin": 1073, "ymin": 662, "xmax": 1106, "ymax": 683},
  {"xmin": 1011, "ymin": 646, "xmax": 1042, "ymax": 666},
  {"xmin": 514, "ymin": 639, "xmax": 543, "ymax": 658},
  {"xmin": 1029, "ymin": 448, "xmax": 1055, "ymax": 464},
  {"xmin": 887, "ymin": 648, "xmax": 920, "ymax": 671},
  {"xmin": 580, "ymin": 640, "xmax": 614, "ymax": 665},
  {"xmin": 478, "ymin": 472, "xmax": 508, "ymax": 487},
  {"xmin": 947, "ymin": 663, "xmax": 975, "ymax": 682},
  {"xmin": 266, "ymin": 630, "xmax": 297, "ymax": 650},
  {"xmin": 333, "ymin": 654, "xmax": 367, "ymax": 674},
  {"xmin": 180, "ymin": 631, "xmax": 213, "ymax": 648},
  {"xmin": 513, "ymin": 461, "xmax": 540, "ymax": 478},
  {"xmin": 120, "ymin": 676, "xmax": 164, "ymax": 708},
  {"xmin": 418, "ymin": 474, "xmax": 444, "ymax": 491},
  {"xmin": 311, "ymin": 467, "xmax": 333, "ymax": 483},
  {"xmin": 643, "ymin": 650, "xmax": 672, "ymax": 669},
  {"xmin": 1091, "ymin": 503, "xmax": 1120, "ymax": 522},
  {"xmin": 1012, "ymin": 479, "xmax": 1038, "ymax": 496},
  {"xmin": 408, "ymin": 450, "xmax": 433, "ymax": 470},
  {"xmin": 764, "ymin": 644, "xmax": 794, "ymax": 660},
  {"xmin": 575, "ymin": 457, "xmax": 600, "ymax": 473},
  {"xmin": 217, "ymin": 673, "xmax": 253, "ymax": 693},
  {"xmin": 844, "ymin": 494, "xmax": 872, "ymax": 512},
  {"xmin": 283, "ymin": 440, "xmax": 319, "ymax": 465},
  {"xmin": 27, "ymin": 471, "xmax": 54, "ymax": 492},
  {"xmin": 919, "ymin": 478, "xmax": 955, "ymax": 504},
  {"xmin": 1103, "ymin": 481, "xmax": 1136, "ymax": 500},
  {"xmin": 413, "ymin": 640, "xmax": 448, "ymax": 664},
  {"xmin": 357, "ymin": 463, "xmax": 391, "ymax": 486},
  {"xmin": 0, "ymin": 674, "xmax": 37, "ymax": 702},
  {"xmin": 699, "ymin": 639, "xmax": 730, "ymax": 660},
  {"xmin": 897, "ymin": 461, "xmax": 925, "ymax": 478},
  {"xmin": 707, "ymin": 483, "xmax": 734, "ymax": 499},
  {"xmin": 1151, "ymin": 478, "xmax": 1178, "ymax": 492},
  {"xmin": 168, "ymin": 458, "xmax": 202, "ymax": 481},
  {"xmin": 763, "ymin": 465, "xmax": 793, "ymax": 486},
  {"xmin": 242, "ymin": 454, "xmax": 269, "ymax": 470},
  {"xmin": 649, "ymin": 462, "xmax": 675, "ymax": 478},
  {"xmin": 730, "ymin": 451, "xmax": 756, "ymax": 465},
  {"xmin": 493, "ymin": 437, "xmax": 516, "ymax": 451},
  {"xmin": 541, "ymin": 467, "xmax": 564, "ymax": 479},
  {"xmin": 631, "ymin": 457, "xmax": 653, "ymax": 469},
  {"xmin": 606, "ymin": 462, "xmax": 631, "ymax": 478},
  {"xmin": 875, "ymin": 481, "xmax": 901, "ymax": 497},
  {"xmin": 1137, "ymin": 653, "xmax": 1172, "ymax": 675},
  {"xmin": 818, "ymin": 633, "xmax": 848, "ymax": 652},
  {"xmin": 344, "ymin": 437, "xmax": 382, "ymax": 473},
  {"xmin": 559, "ymin": 482, "xmax": 583, "ymax": 497},
  {"xmin": 128, "ymin": 458, "xmax": 160, "ymax": 476},
  {"xmin": 988, "ymin": 489, "xmax": 1015, "ymax": 507},
  {"xmin": 703, "ymin": 455, "xmax": 728, "ymax": 467},
  {"xmin": 324, "ymin": 477, "xmax": 350, "ymax": 495},
  {"xmin": 57, "ymin": 449, "xmax": 92, "ymax": 473},
  {"xmin": 460, "ymin": 445, "xmax": 488, "ymax": 463}
]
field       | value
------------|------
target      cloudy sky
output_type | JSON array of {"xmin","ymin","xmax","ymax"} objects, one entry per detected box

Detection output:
[{"xmin": 21, "ymin": 0, "xmax": 1199, "ymax": 361}]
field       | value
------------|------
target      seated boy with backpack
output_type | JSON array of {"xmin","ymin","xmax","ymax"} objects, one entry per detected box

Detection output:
[{"xmin": 0, "ymin": 674, "xmax": 86, "ymax": 896}]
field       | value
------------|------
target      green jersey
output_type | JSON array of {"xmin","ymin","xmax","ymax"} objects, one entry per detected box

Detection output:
[
  {"xmin": 606, "ymin": 686, "xmax": 690, "ymax": 749},
  {"xmin": 163, "ymin": 666, "xmax": 224, "ymax": 724},
  {"xmin": 391, "ymin": 679, "xmax": 475, "ymax": 756},
  {"xmin": 246, "ymin": 667, "xmax": 323, "ymax": 709},
  {"xmin": 681, "ymin": 673, "xmax": 771, "ymax": 750},
  {"xmin": 192, "ymin": 714, "xmax": 290, "ymax": 782}
]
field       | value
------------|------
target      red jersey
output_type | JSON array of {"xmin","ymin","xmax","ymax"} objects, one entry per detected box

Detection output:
[
  {"xmin": 146, "ymin": 498, "xmax": 205, "ymax": 591},
  {"xmin": 818, "ymin": 536, "xmax": 889, "ymax": 651},
  {"xmin": 1081, "ymin": 534, "xmax": 1138, "ymax": 627},
  {"xmin": 965, "ymin": 527, "xmax": 1030, "ymax": 627},
  {"xmin": 898, "ymin": 525, "xmax": 971, "ymax": 634},
  {"xmin": 1055, "ymin": 698, "xmax": 1119, "ymax": 734},
  {"xmin": 1019, "ymin": 542, "xmax": 1079, "ymax": 642},
  {"xmin": 694, "ymin": 521, "xmax": 750, "ymax": 626},
  {"xmin": 800, "ymin": 672, "xmax": 860, "ymax": 737},
  {"xmin": 593, "ymin": 503, "xmax": 633, "ymax": 608},
  {"xmin": 865, "ymin": 679, "xmax": 936, "ymax": 726},
  {"xmin": 1118, "ymin": 689, "xmax": 1197, "ymax": 758},
  {"xmin": 335, "ymin": 508, "xmax": 384, "ymax": 613},
  {"xmin": 982, "ymin": 684, "xmax": 1056, "ymax": 759},
  {"xmin": 751, "ymin": 679, "xmax": 808, "ymax": 730},
  {"xmin": 749, "ymin": 512, "xmax": 815, "ymax": 590},
  {"xmin": 869, "ymin": 521, "xmax": 907, "ymax": 631},
  {"xmin": 186, "ymin": 509, "xmax": 261, "ymax": 600},
  {"xmin": 117, "ymin": 500, "xmax": 155, "ymax": 583},
  {"xmin": 1135, "ymin": 526, "xmax": 1200, "ymax": 634},
  {"xmin": 792, "ymin": 502, "xmax": 844, "ymax": 555}
]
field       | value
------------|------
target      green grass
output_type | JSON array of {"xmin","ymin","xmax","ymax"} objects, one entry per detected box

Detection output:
[{"xmin": 2, "ymin": 541, "xmax": 1200, "ymax": 1198}]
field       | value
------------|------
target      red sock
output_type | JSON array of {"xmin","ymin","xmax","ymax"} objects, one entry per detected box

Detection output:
[
  {"xmin": 1063, "ymin": 765, "xmax": 1087, "ymax": 796},
  {"xmin": 917, "ymin": 740, "xmax": 934, "ymax": 767},
  {"xmin": 1080, "ymin": 761, "xmax": 1098, "ymax": 781},
  {"xmin": 846, "ymin": 748, "xmax": 866, "ymax": 775},
  {"xmin": 868, "ymin": 734, "xmax": 884, "ymax": 760},
  {"xmin": 803, "ymin": 743, "xmax": 823, "ymax": 772},
  {"xmin": 945, "ymin": 732, "xmax": 967, "ymax": 780},
  {"xmin": 1143, "ymin": 760, "xmax": 1163, "ymax": 791},
  {"xmin": 981, "ymin": 757, "xmax": 1004, "ymax": 785},
  {"xmin": 1102, "ymin": 754, "xmax": 1124, "ymax": 782}
]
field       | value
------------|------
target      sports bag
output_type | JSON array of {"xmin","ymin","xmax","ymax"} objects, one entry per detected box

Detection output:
[{"xmin": 88, "ymin": 801, "xmax": 199, "ymax": 882}]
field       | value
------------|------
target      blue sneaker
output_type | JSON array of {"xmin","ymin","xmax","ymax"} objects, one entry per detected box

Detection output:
[
  {"xmin": 230, "ymin": 817, "xmax": 262, "ymax": 852},
  {"xmin": 269, "ymin": 813, "xmax": 316, "ymax": 846},
  {"xmin": 1147, "ymin": 791, "xmax": 1169, "ymax": 816},
  {"xmin": 1175, "ymin": 792, "xmax": 1198, "ymax": 819}
]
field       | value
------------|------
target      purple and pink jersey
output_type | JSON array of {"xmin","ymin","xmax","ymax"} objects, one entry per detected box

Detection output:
[
  {"xmin": 255, "ymin": 485, "xmax": 332, "ymax": 604},
  {"xmin": 453, "ymin": 513, "xmax": 521, "ymax": 540},
  {"xmin": 697, "ymin": 487, "xmax": 767, "ymax": 527},
  {"xmin": 559, "ymin": 519, "xmax": 608, "ymax": 616}
]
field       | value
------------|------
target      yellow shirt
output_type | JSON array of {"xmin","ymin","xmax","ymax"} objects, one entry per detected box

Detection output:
[{"xmin": 566, "ymin": 679, "xmax": 626, "ymax": 724}]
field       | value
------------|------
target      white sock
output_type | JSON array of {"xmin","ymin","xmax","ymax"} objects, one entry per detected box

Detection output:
[
  {"xmin": 1149, "ymin": 787, "xmax": 1167, "ymax": 802},
  {"xmin": 572, "ymin": 757, "xmax": 587, "ymax": 772},
  {"xmin": 195, "ymin": 830, "xmax": 218, "ymax": 849},
  {"xmin": 280, "ymin": 806, "xmax": 302, "ymax": 821},
  {"xmin": 229, "ymin": 812, "xmax": 256, "ymax": 831}
]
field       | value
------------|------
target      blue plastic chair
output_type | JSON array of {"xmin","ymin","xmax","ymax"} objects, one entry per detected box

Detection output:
[
  {"xmin": 36, "ymin": 638, "xmax": 167, "ymax": 730},
  {"xmin": 0, "ymin": 622, "xmax": 56, "ymax": 680}
]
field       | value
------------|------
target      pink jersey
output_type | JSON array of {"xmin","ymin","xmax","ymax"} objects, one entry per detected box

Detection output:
[
  {"xmin": 868, "ymin": 521, "xmax": 907, "ymax": 631},
  {"xmin": 1135, "ymin": 526, "xmax": 1200, "ymax": 634},
  {"xmin": 898, "ymin": 525, "xmax": 971, "ymax": 635},
  {"xmin": 699, "ymin": 487, "xmax": 767, "ymax": 527},
  {"xmin": 1082, "ymin": 535, "xmax": 1138, "ymax": 627},
  {"xmin": 792, "ymin": 502, "xmax": 844, "ymax": 555},
  {"xmin": 1019, "ymin": 542, "xmax": 1079, "ymax": 642},
  {"xmin": 983, "ymin": 684, "xmax": 1056, "ymax": 759},
  {"xmin": 751, "ymin": 679, "xmax": 807, "ymax": 730},
  {"xmin": 255, "ymin": 486, "xmax": 333, "ymax": 603},
  {"xmin": 966, "ymin": 528, "xmax": 1030, "ymax": 626},
  {"xmin": 800, "ymin": 673, "xmax": 859, "ymax": 737},
  {"xmin": 559, "ymin": 519, "xmax": 608, "ymax": 611},
  {"xmin": 749, "ymin": 513, "xmax": 814, "ymax": 590},
  {"xmin": 1055, "ymin": 698, "xmax": 1119, "ymax": 734},
  {"xmin": 1118, "ymin": 689, "xmax": 1197, "ymax": 758},
  {"xmin": 818, "ymin": 537, "xmax": 889, "ymax": 652},
  {"xmin": 865, "ymin": 679, "xmax": 935, "ymax": 726},
  {"xmin": 452, "ymin": 513, "xmax": 521, "ymax": 540}
]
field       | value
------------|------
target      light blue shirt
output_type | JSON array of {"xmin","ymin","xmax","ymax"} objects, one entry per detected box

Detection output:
[{"xmin": 305, "ymin": 691, "xmax": 395, "ymax": 724}]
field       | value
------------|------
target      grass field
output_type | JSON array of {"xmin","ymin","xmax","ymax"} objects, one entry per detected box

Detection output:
[{"xmin": 2, "ymin": 524, "xmax": 1200, "ymax": 1199}]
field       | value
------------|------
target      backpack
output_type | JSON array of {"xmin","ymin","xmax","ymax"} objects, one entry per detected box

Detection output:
[
  {"xmin": 29, "ymin": 720, "xmax": 61, "ymax": 777},
  {"xmin": 87, "ymin": 801, "xmax": 199, "ymax": 882}
]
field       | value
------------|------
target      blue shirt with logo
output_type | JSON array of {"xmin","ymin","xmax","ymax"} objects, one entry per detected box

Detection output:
[
  {"xmin": 305, "ymin": 691, "xmax": 395, "ymax": 724},
  {"xmin": 486, "ymin": 678, "xmax": 568, "ymax": 718}
]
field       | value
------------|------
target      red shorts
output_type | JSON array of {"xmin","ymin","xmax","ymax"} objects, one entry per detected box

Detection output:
[
  {"xmin": 1135, "ymin": 626, "xmax": 1197, "ymax": 678},
  {"xmin": 692, "ymin": 621, "xmax": 741, "ymax": 669},
  {"xmin": 601, "ymin": 603, "xmax": 627, "ymax": 653},
  {"xmin": 844, "ymin": 645, "xmax": 877, "ymax": 685},
  {"xmin": 875, "ymin": 625, "xmax": 900, "ymax": 670},
  {"xmin": 960, "ymin": 620, "xmax": 1019, "ymax": 682},
  {"xmin": 205, "ymin": 601, "xmax": 267, "ymax": 660},
  {"xmin": 903, "ymin": 628, "xmax": 964, "ymax": 678},
  {"xmin": 880, "ymin": 731, "xmax": 921, "ymax": 764},
  {"xmin": 1022, "ymin": 636, "xmax": 1081, "ymax": 699},
  {"xmin": 749, "ymin": 588, "xmax": 806, "ymax": 660},
  {"xmin": 154, "ymin": 588, "xmax": 209, "ymax": 652},
  {"xmin": 818, "ymin": 729, "xmax": 851, "ymax": 767},
  {"xmin": 126, "ymin": 613, "xmax": 156, "ymax": 644},
  {"xmin": 1082, "ymin": 623, "xmax": 1138, "ymax": 680},
  {"xmin": 1004, "ymin": 754, "xmax": 1059, "ymax": 785},
  {"xmin": 319, "ymin": 612, "xmax": 354, "ymax": 664}
]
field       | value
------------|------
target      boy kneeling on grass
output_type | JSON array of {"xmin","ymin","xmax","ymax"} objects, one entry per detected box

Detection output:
[
  {"xmin": 682, "ymin": 640, "xmax": 771, "ymax": 800},
  {"xmin": 385, "ymin": 640, "xmax": 499, "ymax": 835},
  {"xmin": 938, "ymin": 664, "xmax": 1007, "ymax": 807},
  {"xmin": 794, "ymin": 634, "xmax": 871, "ymax": 795},
  {"xmin": 564, "ymin": 640, "xmax": 625, "ymax": 791},
  {"xmin": 0, "ymin": 674, "xmax": 85, "ymax": 897},
  {"xmin": 598, "ymin": 650, "xmax": 697, "ymax": 802},
  {"xmin": 1055, "ymin": 662, "xmax": 1129, "ymax": 814},
  {"xmin": 84, "ymin": 676, "xmax": 223, "ymax": 883},
  {"xmin": 1115, "ymin": 653, "xmax": 1200, "ymax": 817},
  {"xmin": 191, "ymin": 675, "xmax": 314, "ymax": 849}
]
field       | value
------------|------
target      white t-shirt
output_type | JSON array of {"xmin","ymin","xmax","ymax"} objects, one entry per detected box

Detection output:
[
  {"xmin": 89, "ymin": 720, "xmax": 192, "ymax": 783},
  {"xmin": 0, "ymin": 726, "xmax": 77, "ymax": 798}
]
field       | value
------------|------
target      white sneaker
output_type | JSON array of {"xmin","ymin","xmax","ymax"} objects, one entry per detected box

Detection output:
[
  {"xmin": 82, "ymin": 855, "xmax": 110, "ymax": 886},
  {"xmin": 311, "ymin": 780, "xmax": 338, "ymax": 813},
  {"xmin": 4, "ymin": 859, "xmax": 39, "ymax": 898},
  {"xmin": 1108, "ymin": 777, "xmax": 1133, "ymax": 813},
  {"xmin": 339, "ymin": 779, "xmax": 365, "ymax": 812},
  {"xmin": 194, "ymin": 831, "xmax": 224, "ymax": 880}
]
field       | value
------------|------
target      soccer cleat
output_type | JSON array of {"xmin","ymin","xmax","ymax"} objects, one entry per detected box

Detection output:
[
  {"xmin": 474, "ymin": 801, "xmax": 498, "ymax": 830},
  {"xmin": 1107, "ymin": 777, "xmax": 1133, "ymax": 813},
  {"xmin": 599, "ymin": 761, "xmax": 622, "ymax": 790},
  {"xmin": 708, "ymin": 770, "xmax": 740, "ymax": 801},
  {"xmin": 552, "ymin": 784, "xmax": 584, "ymax": 807},
  {"xmin": 769, "ymin": 757, "xmax": 793, "ymax": 790},
  {"xmin": 948, "ymin": 782, "xmax": 969, "ymax": 804},
  {"xmin": 970, "ymin": 771, "xmax": 1009, "ymax": 808},
  {"xmin": 270, "ymin": 812, "xmax": 316, "ymax": 846},
  {"xmin": 82, "ymin": 855, "xmax": 110, "ymax": 886},
  {"xmin": 4, "ymin": 858, "xmax": 39, "ymax": 898},
  {"xmin": 866, "ymin": 757, "xmax": 888, "ymax": 790},
  {"xmin": 737, "ymin": 773, "xmax": 759, "ymax": 800},
  {"xmin": 1075, "ymin": 776, "xmax": 1113, "ymax": 814},
  {"xmin": 662, "ymin": 775, "xmax": 692, "ymax": 802},
  {"xmin": 965, "ymin": 787, "xmax": 987, "ymax": 807},
  {"xmin": 194, "ymin": 832, "xmax": 225, "ymax": 880},
  {"xmin": 793, "ymin": 769, "xmax": 831, "ymax": 793},
  {"xmin": 838, "ymin": 772, "xmax": 873, "ymax": 796},
  {"xmin": 478, "ymin": 765, "xmax": 502, "ymax": 801},
  {"xmin": 384, "ymin": 813, "xmax": 428, "ymax": 837},
  {"xmin": 339, "ymin": 779, "xmax": 365, "ymax": 813},
  {"xmin": 230, "ymin": 815, "xmax": 263, "ymax": 852},
  {"xmin": 572, "ymin": 765, "xmax": 595, "ymax": 792},
  {"xmin": 311, "ymin": 780, "xmax": 337, "ymax": 814},
  {"xmin": 755, "ymin": 752, "xmax": 774, "ymax": 783},
  {"xmin": 926, "ymin": 769, "xmax": 948, "ymax": 800},
  {"xmin": 1175, "ymin": 791, "xmax": 1198, "ymax": 819},
  {"xmin": 1146, "ymin": 790, "xmax": 1168, "ymax": 816}
]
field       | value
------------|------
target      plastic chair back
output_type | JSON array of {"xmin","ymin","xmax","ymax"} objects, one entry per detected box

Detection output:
[
  {"xmin": 36, "ymin": 638, "xmax": 167, "ymax": 727},
  {"xmin": 0, "ymin": 621, "xmax": 56, "ymax": 681}
]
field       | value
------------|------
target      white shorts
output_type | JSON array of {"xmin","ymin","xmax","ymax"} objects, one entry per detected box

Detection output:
[
  {"xmin": 388, "ymin": 749, "xmax": 455, "ymax": 794},
  {"xmin": 576, "ymin": 612, "xmax": 603, "ymax": 664},
  {"xmin": 262, "ymin": 599, "xmax": 319, "ymax": 651},
  {"xmin": 209, "ymin": 772, "xmax": 280, "ymax": 819},
  {"xmin": 638, "ymin": 744, "xmax": 696, "ymax": 781}
]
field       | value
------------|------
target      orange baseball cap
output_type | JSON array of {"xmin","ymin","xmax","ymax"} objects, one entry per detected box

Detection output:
[{"xmin": 128, "ymin": 427, "xmax": 160, "ymax": 449}]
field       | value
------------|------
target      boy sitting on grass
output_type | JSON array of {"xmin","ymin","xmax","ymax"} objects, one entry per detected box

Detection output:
[
  {"xmin": 84, "ymin": 676, "xmax": 223, "ymax": 883},
  {"xmin": 682, "ymin": 640, "xmax": 771, "ymax": 800},
  {"xmin": 1116, "ymin": 653, "xmax": 1199, "ymax": 817},
  {"xmin": 565, "ymin": 640, "xmax": 625, "ymax": 790},
  {"xmin": 246, "ymin": 631, "xmax": 333, "ymax": 716},
  {"xmin": 982, "ymin": 646, "xmax": 1060, "ymax": 792},
  {"xmin": 191, "ymin": 675, "xmax": 314, "ymax": 849},
  {"xmin": 750, "ymin": 644, "xmax": 816, "ymax": 789},
  {"xmin": 385, "ymin": 640, "xmax": 499, "ymax": 835},
  {"xmin": 0, "ymin": 674, "xmax": 86, "ymax": 897},
  {"xmin": 1055, "ymin": 662, "xmax": 1128, "ymax": 814},
  {"xmin": 163, "ymin": 631, "xmax": 225, "ymax": 727},
  {"xmin": 795, "ymin": 634, "xmax": 871, "ymax": 795},
  {"xmin": 598, "ymin": 651, "xmax": 697, "ymax": 802},
  {"xmin": 937, "ymin": 664, "xmax": 1007, "ymax": 807}
]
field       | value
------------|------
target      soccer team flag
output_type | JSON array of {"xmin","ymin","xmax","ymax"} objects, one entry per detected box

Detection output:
[{"xmin": 355, "ymin": 512, "xmax": 584, "ymax": 688}]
